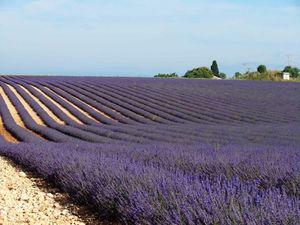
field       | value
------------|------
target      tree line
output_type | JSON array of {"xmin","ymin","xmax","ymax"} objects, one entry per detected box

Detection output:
[
  {"xmin": 234, "ymin": 65, "xmax": 299, "ymax": 80},
  {"xmin": 154, "ymin": 60, "xmax": 226, "ymax": 79},
  {"xmin": 154, "ymin": 62, "xmax": 300, "ymax": 81}
]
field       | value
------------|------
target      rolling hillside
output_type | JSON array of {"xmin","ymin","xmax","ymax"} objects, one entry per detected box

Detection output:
[
  {"xmin": 0, "ymin": 76, "xmax": 300, "ymax": 224},
  {"xmin": 0, "ymin": 76, "xmax": 300, "ymax": 145}
]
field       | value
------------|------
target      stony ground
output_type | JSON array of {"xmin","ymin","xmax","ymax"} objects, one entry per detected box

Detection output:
[{"xmin": 0, "ymin": 156, "xmax": 116, "ymax": 225}]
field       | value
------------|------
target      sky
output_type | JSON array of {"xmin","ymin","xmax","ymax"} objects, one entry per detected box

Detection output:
[{"xmin": 0, "ymin": 0, "xmax": 299, "ymax": 77}]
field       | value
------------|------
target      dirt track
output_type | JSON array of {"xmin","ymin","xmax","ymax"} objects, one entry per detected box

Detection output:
[
  {"xmin": 0, "ymin": 156, "xmax": 115, "ymax": 225},
  {"xmin": 0, "ymin": 156, "xmax": 86, "ymax": 224}
]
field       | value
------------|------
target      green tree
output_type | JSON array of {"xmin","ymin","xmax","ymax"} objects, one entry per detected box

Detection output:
[
  {"xmin": 210, "ymin": 60, "xmax": 219, "ymax": 77},
  {"xmin": 283, "ymin": 66, "xmax": 299, "ymax": 78},
  {"xmin": 219, "ymin": 72, "xmax": 227, "ymax": 79},
  {"xmin": 257, "ymin": 65, "xmax": 267, "ymax": 73},
  {"xmin": 184, "ymin": 67, "xmax": 213, "ymax": 79},
  {"xmin": 154, "ymin": 73, "xmax": 178, "ymax": 78},
  {"xmin": 234, "ymin": 72, "xmax": 242, "ymax": 78}
]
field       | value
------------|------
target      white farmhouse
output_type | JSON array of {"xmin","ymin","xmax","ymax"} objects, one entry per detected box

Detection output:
[{"xmin": 283, "ymin": 72, "xmax": 290, "ymax": 80}]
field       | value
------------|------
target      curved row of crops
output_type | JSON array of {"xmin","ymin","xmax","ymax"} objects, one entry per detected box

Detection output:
[
  {"xmin": 1, "ymin": 76, "xmax": 300, "ymax": 145},
  {"xmin": 0, "ymin": 76, "xmax": 299, "ymax": 224}
]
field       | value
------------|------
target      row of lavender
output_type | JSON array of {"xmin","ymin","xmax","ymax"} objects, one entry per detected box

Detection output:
[
  {"xmin": 1, "ymin": 77, "xmax": 214, "ymax": 144},
  {"xmin": 23, "ymin": 75, "xmax": 300, "ymax": 124},
  {"xmin": 1, "ymin": 76, "xmax": 300, "ymax": 145},
  {"xmin": 0, "ymin": 76, "xmax": 299, "ymax": 224},
  {"xmin": 0, "ymin": 142, "xmax": 299, "ymax": 224}
]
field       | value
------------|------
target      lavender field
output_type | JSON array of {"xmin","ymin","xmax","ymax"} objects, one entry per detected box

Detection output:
[{"xmin": 0, "ymin": 76, "xmax": 299, "ymax": 224}]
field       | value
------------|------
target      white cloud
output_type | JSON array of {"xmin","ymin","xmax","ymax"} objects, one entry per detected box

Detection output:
[{"xmin": 0, "ymin": 0, "xmax": 299, "ymax": 76}]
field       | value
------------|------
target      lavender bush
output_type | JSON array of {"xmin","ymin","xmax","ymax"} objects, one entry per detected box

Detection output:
[{"xmin": 0, "ymin": 143, "xmax": 299, "ymax": 224}]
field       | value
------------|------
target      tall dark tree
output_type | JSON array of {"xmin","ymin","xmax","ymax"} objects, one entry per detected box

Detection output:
[{"xmin": 211, "ymin": 60, "xmax": 219, "ymax": 77}]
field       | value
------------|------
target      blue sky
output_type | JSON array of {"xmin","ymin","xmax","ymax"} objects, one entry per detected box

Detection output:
[{"xmin": 0, "ymin": 0, "xmax": 299, "ymax": 77}]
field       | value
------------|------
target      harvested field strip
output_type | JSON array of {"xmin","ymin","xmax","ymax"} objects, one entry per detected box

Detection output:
[
  {"xmin": 43, "ymin": 86, "xmax": 99, "ymax": 123},
  {"xmin": 19, "ymin": 85, "xmax": 65, "ymax": 125},
  {"xmin": 0, "ymin": 115, "xmax": 18, "ymax": 143},
  {"xmin": 7, "ymin": 85, "xmax": 45, "ymax": 126},
  {"xmin": 31, "ymin": 85, "xmax": 83, "ymax": 124}
]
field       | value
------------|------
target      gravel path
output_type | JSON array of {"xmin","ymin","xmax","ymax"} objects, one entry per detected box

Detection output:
[{"xmin": 0, "ymin": 156, "xmax": 114, "ymax": 225}]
